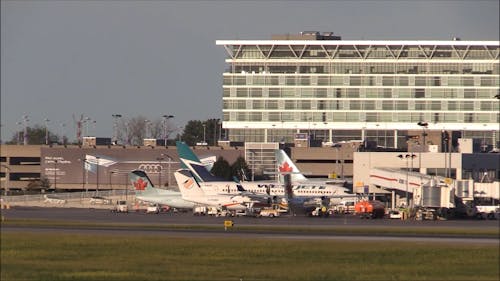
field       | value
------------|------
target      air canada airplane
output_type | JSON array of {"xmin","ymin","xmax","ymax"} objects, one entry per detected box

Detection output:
[
  {"xmin": 129, "ymin": 170, "xmax": 195, "ymax": 210},
  {"xmin": 175, "ymin": 141, "xmax": 354, "ymax": 200},
  {"xmin": 173, "ymin": 168, "xmax": 258, "ymax": 211}
]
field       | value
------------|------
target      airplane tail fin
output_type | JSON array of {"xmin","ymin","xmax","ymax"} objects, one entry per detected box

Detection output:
[
  {"xmin": 276, "ymin": 149, "xmax": 308, "ymax": 183},
  {"xmin": 175, "ymin": 141, "xmax": 224, "ymax": 182},
  {"xmin": 173, "ymin": 169, "xmax": 205, "ymax": 201},
  {"xmin": 129, "ymin": 169, "xmax": 158, "ymax": 196}
]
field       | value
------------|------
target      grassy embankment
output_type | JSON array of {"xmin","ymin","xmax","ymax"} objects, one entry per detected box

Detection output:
[{"xmin": 2, "ymin": 231, "xmax": 499, "ymax": 281}]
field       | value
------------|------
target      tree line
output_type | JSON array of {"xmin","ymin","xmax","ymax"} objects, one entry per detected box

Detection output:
[{"xmin": 6, "ymin": 117, "xmax": 223, "ymax": 147}]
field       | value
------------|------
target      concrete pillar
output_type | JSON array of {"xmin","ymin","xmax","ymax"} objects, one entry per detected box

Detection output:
[
  {"xmin": 394, "ymin": 129, "xmax": 398, "ymax": 148},
  {"xmin": 391, "ymin": 190, "xmax": 395, "ymax": 210}
]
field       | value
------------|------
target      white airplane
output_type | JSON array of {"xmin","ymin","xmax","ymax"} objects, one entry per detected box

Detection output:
[
  {"xmin": 129, "ymin": 170, "xmax": 195, "ymax": 210},
  {"xmin": 176, "ymin": 141, "xmax": 350, "ymax": 199},
  {"xmin": 173, "ymin": 168, "xmax": 258, "ymax": 211}
]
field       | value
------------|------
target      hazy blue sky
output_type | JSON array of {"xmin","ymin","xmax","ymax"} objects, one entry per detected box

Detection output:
[{"xmin": 1, "ymin": 0, "xmax": 499, "ymax": 142}]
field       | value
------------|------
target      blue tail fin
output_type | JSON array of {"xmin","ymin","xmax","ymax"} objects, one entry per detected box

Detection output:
[{"xmin": 175, "ymin": 141, "xmax": 224, "ymax": 182}]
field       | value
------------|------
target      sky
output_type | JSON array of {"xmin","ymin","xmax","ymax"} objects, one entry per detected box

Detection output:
[{"xmin": 1, "ymin": 0, "xmax": 499, "ymax": 142}]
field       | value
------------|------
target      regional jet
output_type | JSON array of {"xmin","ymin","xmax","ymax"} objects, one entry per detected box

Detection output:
[
  {"xmin": 129, "ymin": 170, "xmax": 195, "ymax": 210},
  {"xmin": 173, "ymin": 168, "xmax": 258, "ymax": 211}
]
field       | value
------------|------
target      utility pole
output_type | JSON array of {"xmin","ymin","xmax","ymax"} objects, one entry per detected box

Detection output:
[{"xmin": 96, "ymin": 156, "xmax": 100, "ymax": 195}]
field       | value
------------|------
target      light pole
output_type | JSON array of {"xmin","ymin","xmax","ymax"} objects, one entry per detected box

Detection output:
[
  {"xmin": 53, "ymin": 160, "xmax": 58, "ymax": 192},
  {"xmin": 144, "ymin": 119, "xmax": 150, "ymax": 139},
  {"xmin": 157, "ymin": 156, "xmax": 164, "ymax": 187},
  {"xmin": 84, "ymin": 117, "xmax": 91, "ymax": 137},
  {"xmin": 213, "ymin": 118, "xmax": 220, "ymax": 146},
  {"xmin": 398, "ymin": 154, "xmax": 416, "ymax": 207},
  {"xmin": 16, "ymin": 121, "xmax": 22, "ymax": 144},
  {"xmin": 333, "ymin": 143, "xmax": 341, "ymax": 178},
  {"xmin": 23, "ymin": 115, "xmax": 29, "ymax": 145},
  {"xmin": 417, "ymin": 121, "xmax": 428, "ymax": 173},
  {"xmin": 417, "ymin": 122, "xmax": 428, "ymax": 152},
  {"xmin": 44, "ymin": 118, "xmax": 50, "ymax": 145},
  {"xmin": 91, "ymin": 120, "xmax": 97, "ymax": 137},
  {"xmin": 162, "ymin": 115, "xmax": 174, "ymax": 147},
  {"xmin": 96, "ymin": 156, "xmax": 100, "ymax": 195},
  {"xmin": 60, "ymin": 123, "xmax": 66, "ymax": 145},
  {"xmin": 109, "ymin": 170, "xmax": 114, "ymax": 191},
  {"xmin": 249, "ymin": 151, "xmax": 255, "ymax": 181},
  {"xmin": 165, "ymin": 155, "xmax": 173, "ymax": 187},
  {"xmin": 202, "ymin": 123, "xmax": 206, "ymax": 144},
  {"xmin": 112, "ymin": 114, "xmax": 122, "ymax": 145}
]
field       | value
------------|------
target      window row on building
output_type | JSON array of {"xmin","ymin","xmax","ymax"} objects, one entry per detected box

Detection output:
[
  {"xmin": 224, "ymin": 99, "xmax": 499, "ymax": 111},
  {"xmin": 223, "ymin": 87, "xmax": 498, "ymax": 99},
  {"xmin": 224, "ymin": 74, "xmax": 499, "ymax": 87},
  {"xmin": 223, "ymin": 111, "xmax": 498, "ymax": 123}
]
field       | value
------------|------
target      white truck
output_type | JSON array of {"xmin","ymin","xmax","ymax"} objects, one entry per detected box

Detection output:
[
  {"xmin": 193, "ymin": 206, "xmax": 207, "ymax": 215},
  {"xmin": 113, "ymin": 200, "xmax": 128, "ymax": 213},
  {"xmin": 258, "ymin": 208, "xmax": 280, "ymax": 218},
  {"xmin": 476, "ymin": 205, "xmax": 500, "ymax": 220},
  {"xmin": 146, "ymin": 204, "xmax": 160, "ymax": 214}
]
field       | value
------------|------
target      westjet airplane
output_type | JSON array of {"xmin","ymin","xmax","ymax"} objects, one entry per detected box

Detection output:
[
  {"xmin": 173, "ymin": 168, "xmax": 258, "ymax": 211},
  {"xmin": 175, "ymin": 141, "xmax": 354, "ymax": 201},
  {"xmin": 129, "ymin": 170, "xmax": 195, "ymax": 209}
]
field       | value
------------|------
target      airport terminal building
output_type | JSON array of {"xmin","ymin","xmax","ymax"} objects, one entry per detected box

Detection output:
[{"xmin": 216, "ymin": 32, "xmax": 499, "ymax": 150}]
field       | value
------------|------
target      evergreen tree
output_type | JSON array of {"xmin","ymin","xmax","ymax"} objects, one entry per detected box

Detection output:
[
  {"xmin": 211, "ymin": 156, "xmax": 232, "ymax": 180},
  {"xmin": 231, "ymin": 156, "xmax": 250, "ymax": 181},
  {"xmin": 8, "ymin": 125, "xmax": 59, "ymax": 145}
]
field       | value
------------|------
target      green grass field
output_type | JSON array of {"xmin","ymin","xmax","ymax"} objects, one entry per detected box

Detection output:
[{"xmin": 2, "ymin": 231, "xmax": 498, "ymax": 281}]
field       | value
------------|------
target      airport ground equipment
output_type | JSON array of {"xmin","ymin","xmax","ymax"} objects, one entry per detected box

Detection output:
[
  {"xmin": 112, "ymin": 200, "xmax": 128, "ymax": 213},
  {"xmin": 354, "ymin": 200, "xmax": 385, "ymax": 219},
  {"xmin": 475, "ymin": 205, "xmax": 500, "ymax": 220}
]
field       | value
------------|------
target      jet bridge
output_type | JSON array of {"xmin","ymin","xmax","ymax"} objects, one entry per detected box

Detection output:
[{"xmin": 369, "ymin": 168, "xmax": 454, "ymax": 209}]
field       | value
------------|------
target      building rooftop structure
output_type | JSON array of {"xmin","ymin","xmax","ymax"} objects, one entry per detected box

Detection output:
[{"xmin": 216, "ymin": 33, "xmax": 499, "ymax": 150}]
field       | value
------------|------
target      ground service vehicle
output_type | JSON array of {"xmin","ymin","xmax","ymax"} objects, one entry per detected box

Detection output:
[
  {"xmin": 146, "ymin": 204, "xmax": 160, "ymax": 214},
  {"xmin": 259, "ymin": 208, "xmax": 280, "ymax": 218},
  {"xmin": 331, "ymin": 200, "xmax": 356, "ymax": 214},
  {"xmin": 476, "ymin": 205, "xmax": 500, "ymax": 220},
  {"xmin": 113, "ymin": 201, "xmax": 128, "ymax": 213},
  {"xmin": 310, "ymin": 206, "xmax": 329, "ymax": 217},
  {"xmin": 354, "ymin": 200, "xmax": 385, "ymax": 219},
  {"xmin": 193, "ymin": 206, "xmax": 207, "ymax": 215},
  {"xmin": 388, "ymin": 210, "xmax": 402, "ymax": 219}
]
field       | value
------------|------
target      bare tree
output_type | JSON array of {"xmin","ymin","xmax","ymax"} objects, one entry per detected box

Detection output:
[
  {"xmin": 118, "ymin": 116, "xmax": 147, "ymax": 146},
  {"xmin": 117, "ymin": 115, "xmax": 177, "ymax": 146}
]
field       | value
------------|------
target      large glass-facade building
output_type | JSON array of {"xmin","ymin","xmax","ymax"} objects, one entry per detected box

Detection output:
[{"xmin": 216, "ymin": 32, "xmax": 499, "ymax": 149}]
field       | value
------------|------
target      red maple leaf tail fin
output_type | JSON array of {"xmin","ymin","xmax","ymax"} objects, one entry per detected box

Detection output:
[{"xmin": 130, "ymin": 170, "xmax": 155, "ymax": 194}]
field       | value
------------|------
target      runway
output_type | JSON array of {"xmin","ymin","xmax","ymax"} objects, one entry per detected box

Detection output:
[
  {"xmin": 2, "ymin": 206, "xmax": 499, "ymax": 244},
  {"xmin": 2, "ymin": 206, "xmax": 499, "ymax": 227}
]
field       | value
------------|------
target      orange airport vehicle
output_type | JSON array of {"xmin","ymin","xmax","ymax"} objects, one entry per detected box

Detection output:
[{"xmin": 354, "ymin": 200, "xmax": 385, "ymax": 219}]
